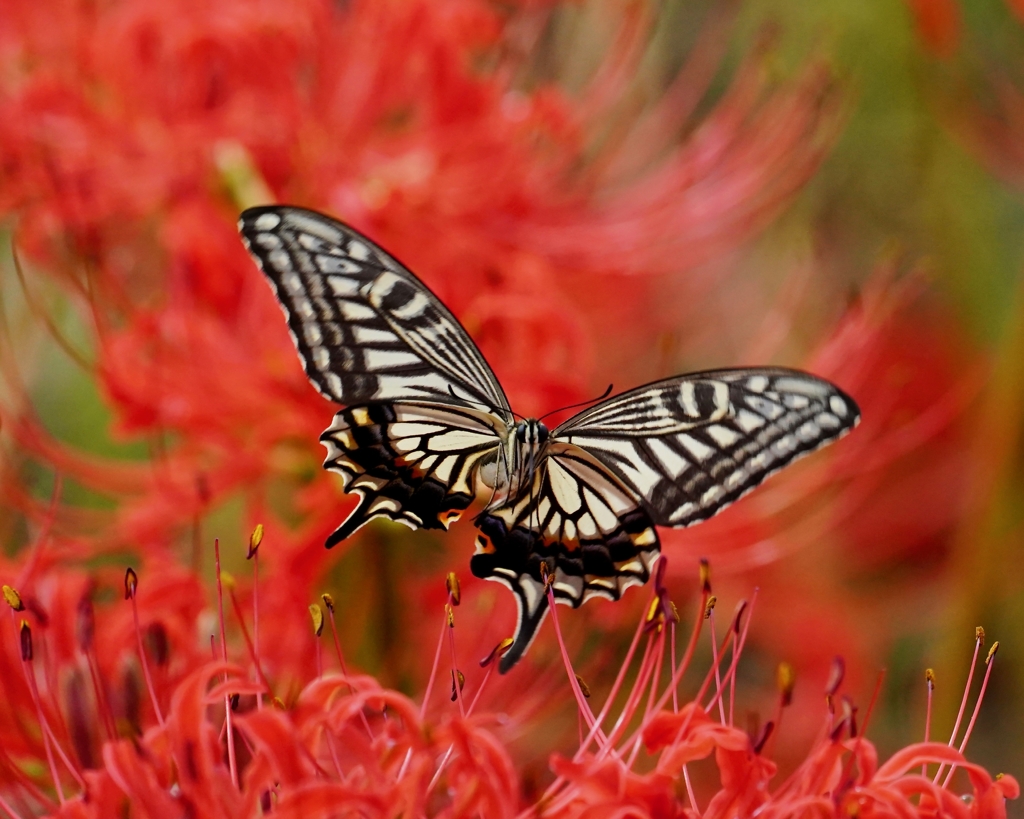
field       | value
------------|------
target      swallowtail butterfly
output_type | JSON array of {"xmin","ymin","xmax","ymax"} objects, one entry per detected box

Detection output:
[{"xmin": 239, "ymin": 206, "xmax": 860, "ymax": 672}]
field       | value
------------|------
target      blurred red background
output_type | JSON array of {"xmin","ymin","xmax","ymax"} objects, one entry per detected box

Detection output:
[{"xmin": 1, "ymin": 0, "xmax": 1022, "ymax": 815}]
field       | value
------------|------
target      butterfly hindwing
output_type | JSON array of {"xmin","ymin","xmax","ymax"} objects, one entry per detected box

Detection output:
[
  {"xmin": 556, "ymin": 368, "xmax": 860, "ymax": 527},
  {"xmin": 239, "ymin": 206, "xmax": 511, "ymax": 418},
  {"xmin": 472, "ymin": 444, "xmax": 660, "ymax": 672},
  {"xmin": 321, "ymin": 402, "xmax": 504, "ymax": 546}
]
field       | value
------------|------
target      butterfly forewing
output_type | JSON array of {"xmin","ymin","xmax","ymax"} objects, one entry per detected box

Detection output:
[
  {"xmin": 556, "ymin": 374, "xmax": 734, "ymax": 435},
  {"xmin": 239, "ymin": 206, "xmax": 512, "ymax": 419},
  {"xmin": 556, "ymin": 368, "xmax": 860, "ymax": 527}
]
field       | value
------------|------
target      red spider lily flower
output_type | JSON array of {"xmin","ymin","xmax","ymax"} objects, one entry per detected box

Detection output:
[
  {"xmin": 0, "ymin": 548, "xmax": 1015, "ymax": 819},
  {"xmin": 0, "ymin": 555, "xmax": 210, "ymax": 788}
]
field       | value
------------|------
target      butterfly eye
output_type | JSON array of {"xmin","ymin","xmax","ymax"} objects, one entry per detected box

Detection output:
[
  {"xmin": 537, "ymin": 423, "xmax": 549, "ymax": 444},
  {"xmin": 515, "ymin": 422, "xmax": 527, "ymax": 443}
]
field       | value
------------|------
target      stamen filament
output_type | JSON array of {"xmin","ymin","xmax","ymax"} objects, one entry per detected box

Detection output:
[
  {"xmin": 420, "ymin": 592, "xmax": 453, "ymax": 718},
  {"xmin": 125, "ymin": 569, "xmax": 165, "ymax": 728},
  {"xmin": 707, "ymin": 608, "xmax": 726, "ymax": 723},
  {"xmin": 324, "ymin": 600, "xmax": 351, "ymax": 678},
  {"xmin": 426, "ymin": 638, "xmax": 498, "ymax": 797},
  {"xmin": 322, "ymin": 595, "xmax": 373, "ymax": 737},
  {"xmin": 682, "ymin": 764, "xmax": 698, "ymax": 812},
  {"xmin": 213, "ymin": 539, "xmax": 239, "ymax": 789},
  {"xmin": 446, "ymin": 605, "xmax": 465, "ymax": 718},
  {"xmin": 227, "ymin": 587, "xmax": 272, "ymax": 701},
  {"xmin": 573, "ymin": 590, "xmax": 654, "ymax": 761},
  {"xmin": 0, "ymin": 790, "xmax": 27, "ymax": 819},
  {"xmin": 16, "ymin": 629, "xmax": 64, "ymax": 805},
  {"xmin": 625, "ymin": 629, "xmax": 667, "ymax": 766},
  {"xmin": 837, "ymin": 669, "xmax": 886, "ymax": 792},
  {"xmin": 251, "ymin": 544, "xmax": 262, "ymax": 710},
  {"xmin": 11, "ymin": 615, "xmax": 87, "ymax": 797},
  {"xmin": 546, "ymin": 585, "xmax": 601, "ymax": 736},
  {"xmin": 942, "ymin": 642, "xmax": 998, "ymax": 788},
  {"xmin": 400, "ymin": 590, "xmax": 455, "ymax": 781},
  {"xmin": 83, "ymin": 651, "xmax": 117, "ymax": 742},
  {"xmin": 933, "ymin": 629, "xmax": 983, "ymax": 784},
  {"xmin": 593, "ymin": 635, "xmax": 655, "ymax": 760},
  {"xmin": 922, "ymin": 669, "xmax": 935, "ymax": 776}
]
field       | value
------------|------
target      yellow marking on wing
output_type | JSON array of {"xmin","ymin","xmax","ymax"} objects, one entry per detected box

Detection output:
[{"xmin": 350, "ymin": 407, "xmax": 370, "ymax": 426}]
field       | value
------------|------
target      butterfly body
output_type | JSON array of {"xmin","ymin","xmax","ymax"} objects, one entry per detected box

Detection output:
[{"xmin": 239, "ymin": 205, "xmax": 860, "ymax": 673}]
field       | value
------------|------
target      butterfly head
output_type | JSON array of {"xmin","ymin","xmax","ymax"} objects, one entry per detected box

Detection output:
[
  {"xmin": 506, "ymin": 418, "xmax": 548, "ymax": 500},
  {"xmin": 514, "ymin": 419, "xmax": 549, "ymax": 446}
]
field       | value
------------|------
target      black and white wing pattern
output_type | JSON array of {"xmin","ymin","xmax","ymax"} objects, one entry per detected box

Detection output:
[
  {"xmin": 556, "ymin": 368, "xmax": 860, "ymax": 527},
  {"xmin": 240, "ymin": 206, "xmax": 509, "ymax": 542},
  {"xmin": 471, "ymin": 368, "xmax": 859, "ymax": 672},
  {"xmin": 240, "ymin": 205, "xmax": 861, "ymax": 675},
  {"xmin": 320, "ymin": 402, "xmax": 508, "ymax": 547},
  {"xmin": 472, "ymin": 444, "xmax": 661, "ymax": 672},
  {"xmin": 239, "ymin": 206, "xmax": 511, "ymax": 417}
]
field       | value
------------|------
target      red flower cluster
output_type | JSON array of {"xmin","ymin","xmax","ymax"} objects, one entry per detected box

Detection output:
[{"xmin": 0, "ymin": 549, "xmax": 1017, "ymax": 818}]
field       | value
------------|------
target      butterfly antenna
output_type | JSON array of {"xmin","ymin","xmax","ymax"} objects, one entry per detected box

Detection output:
[
  {"xmin": 538, "ymin": 384, "xmax": 614, "ymax": 423},
  {"xmin": 447, "ymin": 385, "xmax": 524, "ymax": 421}
]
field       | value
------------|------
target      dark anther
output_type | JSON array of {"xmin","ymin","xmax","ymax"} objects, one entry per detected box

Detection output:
[
  {"xmin": 77, "ymin": 590, "xmax": 95, "ymax": 654},
  {"xmin": 19, "ymin": 620, "xmax": 32, "ymax": 662},
  {"xmin": 145, "ymin": 622, "xmax": 170, "ymax": 666},
  {"xmin": 450, "ymin": 669, "xmax": 465, "ymax": 701},
  {"xmin": 124, "ymin": 567, "xmax": 138, "ymax": 600}
]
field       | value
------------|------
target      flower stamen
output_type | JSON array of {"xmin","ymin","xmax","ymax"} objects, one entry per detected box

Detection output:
[
  {"xmin": 212, "ymin": 539, "xmax": 238, "ymax": 788},
  {"xmin": 12, "ymin": 617, "xmax": 69, "ymax": 804},
  {"xmin": 226, "ymin": 584, "xmax": 272, "ymax": 702},
  {"xmin": 707, "ymin": 600, "xmax": 727, "ymax": 723},
  {"xmin": 922, "ymin": 668, "xmax": 935, "ymax": 776},
  {"xmin": 124, "ymin": 567, "xmax": 165, "ymax": 728},
  {"xmin": 76, "ymin": 588, "xmax": 117, "ymax": 743},
  {"xmin": 545, "ymin": 572, "xmax": 604, "ymax": 742},
  {"xmin": 446, "ymin": 604, "xmax": 466, "ymax": 718},
  {"xmin": 941, "ymin": 640, "xmax": 999, "ymax": 788},
  {"xmin": 933, "ymin": 627, "xmax": 984, "ymax": 785},
  {"xmin": 247, "ymin": 523, "xmax": 263, "ymax": 710},
  {"xmin": 572, "ymin": 579, "xmax": 660, "ymax": 762},
  {"xmin": 309, "ymin": 602, "xmax": 324, "ymax": 678}
]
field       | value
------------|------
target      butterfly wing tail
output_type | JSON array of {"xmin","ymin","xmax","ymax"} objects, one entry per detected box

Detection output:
[
  {"xmin": 325, "ymin": 492, "xmax": 387, "ymax": 548},
  {"xmin": 498, "ymin": 579, "xmax": 550, "ymax": 674}
]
